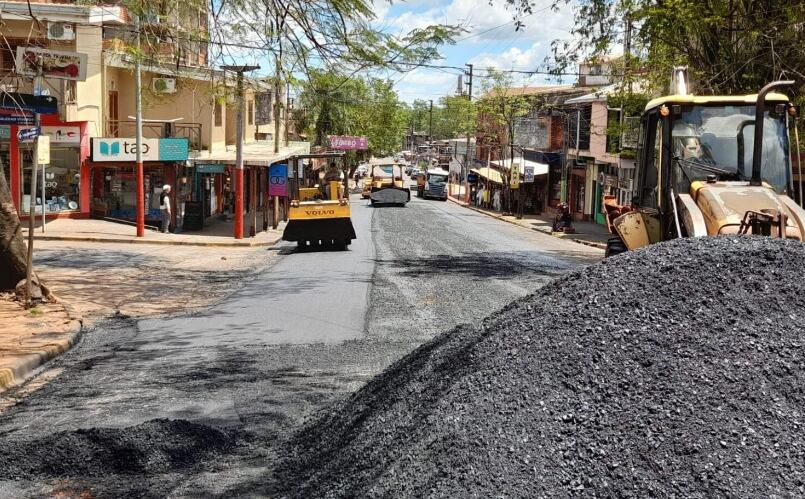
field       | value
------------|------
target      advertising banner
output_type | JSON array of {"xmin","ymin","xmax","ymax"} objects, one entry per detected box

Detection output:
[
  {"xmin": 329, "ymin": 135, "xmax": 368, "ymax": 150},
  {"xmin": 16, "ymin": 47, "xmax": 88, "ymax": 81},
  {"xmin": 268, "ymin": 163, "xmax": 288, "ymax": 197},
  {"xmin": 524, "ymin": 165, "xmax": 535, "ymax": 183},
  {"xmin": 511, "ymin": 163, "xmax": 521, "ymax": 189},
  {"xmin": 0, "ymin": 108, "xmax": 35, "ymax": 125}
]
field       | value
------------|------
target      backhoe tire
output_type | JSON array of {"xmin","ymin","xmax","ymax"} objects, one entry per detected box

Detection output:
[{"xmin": 605, "ymin": 236, "xmax": 627, "ymax": 258}]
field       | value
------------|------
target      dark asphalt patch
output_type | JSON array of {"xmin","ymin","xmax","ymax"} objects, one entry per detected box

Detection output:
[
  {"xmin": 0, "ymin": 419, "xmax": 240, "ymax": 480},
  {"xmin": 275, "ymin": 237, "xmax": 805, "ymax": 498}
]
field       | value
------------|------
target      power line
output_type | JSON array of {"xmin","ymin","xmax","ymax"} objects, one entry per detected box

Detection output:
[{"xmin": 0, "ymin": 11, "xmax": 624, "ymax": 79}]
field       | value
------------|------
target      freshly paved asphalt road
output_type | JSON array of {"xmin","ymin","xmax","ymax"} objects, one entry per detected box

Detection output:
[{"xmin": 0, "ymin": 191, "xmax": 601, "ymax": 497}]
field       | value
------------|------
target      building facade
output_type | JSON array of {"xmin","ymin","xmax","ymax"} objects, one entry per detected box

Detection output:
[{"xmin": 1, "ymin": 0, "xmax": 289, "ymax": 235}]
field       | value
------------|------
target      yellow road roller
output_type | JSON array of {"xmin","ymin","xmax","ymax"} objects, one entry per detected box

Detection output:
[{"xmin": 283, "ymin": 153, "xmax": 357, "ymax": 250}]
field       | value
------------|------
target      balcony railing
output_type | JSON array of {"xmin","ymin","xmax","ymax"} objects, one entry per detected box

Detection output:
[{"xmin": 107, "ymin": 120, "xmax": 203, "ymax": 151}]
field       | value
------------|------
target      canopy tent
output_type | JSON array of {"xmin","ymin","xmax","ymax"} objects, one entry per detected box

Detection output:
[
  {"xmin": 489, "ymin": 157, "xmax": 549, "ymax": 176},
  {"xmin": 471, "ymin": 167, "xmax": 504, "ymax": 184}
]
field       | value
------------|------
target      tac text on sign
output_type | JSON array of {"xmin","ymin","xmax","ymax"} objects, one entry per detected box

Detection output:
[{"xmin": 90, "ymin": 138, "xmax": 189, "ymax": 162}]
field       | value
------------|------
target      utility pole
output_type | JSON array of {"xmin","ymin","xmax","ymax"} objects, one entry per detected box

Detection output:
[
  {"xmin": 561, "ymin": 110, "xmax": 569, "ymax": 204},
  {"xmin": 134, "ymin": 15, "xmax": 145, "ymax": 237},
  {"xmin": 463, "ymin": 63, "xmax": 473, "ymax": 202},
  {"xmin": 429, "ymin": 99, "xmax": 434, "ymax": 167},
  {"xmin": 222, "ymin": 65, "xmax": 260, "ymax": 239},
  {"xmin": 428, "ymin": 99, "xmax": 433, "ymax": 141},
  {"xmin": 25, "ymin": 70, "xmax": 42, "ymax": 306},
  {"xmin": 273, "ymin": 56, "xmax": 282, "ymax": 154}
]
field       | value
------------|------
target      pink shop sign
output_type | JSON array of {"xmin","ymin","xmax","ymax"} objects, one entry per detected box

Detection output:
[{"xmin": 329, "ymin": 135, "xmax": 368, "ymax": 150}]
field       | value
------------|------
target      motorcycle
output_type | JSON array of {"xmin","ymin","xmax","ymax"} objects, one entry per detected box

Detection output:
[{"xmin": 552, "ymin": 203, "xmax": 576, "ymax": 233}]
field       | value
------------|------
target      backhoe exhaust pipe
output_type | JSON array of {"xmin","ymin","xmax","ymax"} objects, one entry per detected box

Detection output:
[{"xmin": 751, "ymin": 80, "xmax": 795, "ymax": 186}]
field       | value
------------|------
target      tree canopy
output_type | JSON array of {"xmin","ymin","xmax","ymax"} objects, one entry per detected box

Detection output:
[
  {"xmin": 296, "ymin": 70, "xmax": 408, "ymax": 158},
  {"xmin": 549, "ymin": 0, "xmax": 805, "ymax": 95}
]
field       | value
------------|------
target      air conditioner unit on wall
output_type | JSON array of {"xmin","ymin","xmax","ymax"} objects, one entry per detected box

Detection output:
[
  {"xmin": 47, "ymin": 22, "xmax": 75, "ymax": 41},
  {"xmin": 152, "ymin": 77, "xmax": 177, "ymax": 94}
]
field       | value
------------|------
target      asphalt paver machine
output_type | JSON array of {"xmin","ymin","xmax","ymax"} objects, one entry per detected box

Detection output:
[
  {"xmin": 604, "ymin": 72, "xmax": 805, "ymax": 256},
  {"xmin": 282, "ymin": 152, "xmax": 357, "ymax": 250},
  {"xmin": 367, "ymin": 157, "xmax": 410, "ymax": 206}
]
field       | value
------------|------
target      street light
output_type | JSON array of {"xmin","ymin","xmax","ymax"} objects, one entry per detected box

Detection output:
[{"xmin": 221, "ymin": 65, "xmax": 260, "ymax": 239}]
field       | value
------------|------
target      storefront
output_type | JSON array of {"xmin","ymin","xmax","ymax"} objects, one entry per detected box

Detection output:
[
  {"xmin": 3, "ymin": 118, "xmax": 90, "ymax": 218},
  {"xmin": 193, "ymin": 163, "xmax": 231, "ymax": 219},
  {"xmin": 88, "ymin": 137, "xmax": 189, "ymax": 228},
  {"xmin": 569, "ymin": 166, "xmax": 587, "ymax": 220}
]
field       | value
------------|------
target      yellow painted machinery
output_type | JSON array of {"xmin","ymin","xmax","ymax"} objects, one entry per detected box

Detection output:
[
  {"xmin": 283, "ymin": 153, "xmax": 356, "ymax": 250},
  {"xmin": 604, "ymin": 76, "xmax": 805, "ymax": 257}
]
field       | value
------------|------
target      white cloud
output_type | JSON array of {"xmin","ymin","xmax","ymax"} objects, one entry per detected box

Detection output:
[
  {"xmin": 377, "ymin": 0, "xmax": 575, "ymax": 43},
  {"xmin": 469, "ymin": 42, "xmax": 546, "ymax": 72},
  {"xmin": 395, "ymin": 67, "xmax": 462, "ymax": 102}
]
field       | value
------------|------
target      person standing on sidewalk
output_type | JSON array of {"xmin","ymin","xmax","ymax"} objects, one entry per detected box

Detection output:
[{"xmin": 160, "ymin": 184, "xmax": 172, "ymax": 234}]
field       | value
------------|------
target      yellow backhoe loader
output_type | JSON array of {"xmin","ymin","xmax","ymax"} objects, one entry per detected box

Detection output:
[
  {"xmin": 283, "ymin": 153, "xmax": 356, "ymax": 250},
  {"xmin": 604, "ymin": 74, "xmax": 805, "ymax": 257}
]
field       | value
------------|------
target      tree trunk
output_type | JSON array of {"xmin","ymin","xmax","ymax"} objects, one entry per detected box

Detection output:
[{"xmin": 0, "ymin": 159, "xmax": 28, "ymax": 290}]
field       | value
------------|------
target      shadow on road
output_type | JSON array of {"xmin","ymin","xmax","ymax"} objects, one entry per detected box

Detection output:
[{"xmin": 376, "ymin": 251, "xmax": 579, "ymax": 280}]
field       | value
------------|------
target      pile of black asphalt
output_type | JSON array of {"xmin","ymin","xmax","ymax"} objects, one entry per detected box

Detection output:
[
  {"xmin": 275, "ymin": 237, "xmax": 805, "ymax": 498},
  {"xmin": 0, "ymin": 418, "xmax": 241, "ymax": 479}
]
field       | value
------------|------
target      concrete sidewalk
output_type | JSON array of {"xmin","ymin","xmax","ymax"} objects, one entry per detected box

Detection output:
[
  {"xmin": 448, "ymin": 196, "xmax": 610, "ymax": 250},
  {"xmin": 0, "ymin": 297, "xmax": 82, "ymax": 394},
  {"xmin": 22, "ymin": 215, "xmax": 285, "ymax": 247}
]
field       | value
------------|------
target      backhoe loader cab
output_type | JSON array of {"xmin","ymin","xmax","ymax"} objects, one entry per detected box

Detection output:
[
  {"xmin": 604, "ymin": 81, "xmax": 805, "ymax": 256},
  {"xmin": 283, "ymin": 153, "xmax": 356, "ymax": 250}
]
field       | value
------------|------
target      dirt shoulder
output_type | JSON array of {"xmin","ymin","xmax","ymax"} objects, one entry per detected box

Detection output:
[{"xmin": 0, "ymin": 240, "xmax": 280, "ymax": 393}]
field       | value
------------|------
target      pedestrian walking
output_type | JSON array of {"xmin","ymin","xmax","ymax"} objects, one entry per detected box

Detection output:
[{"xmin": 160, "ymin": 184, "xmax": 172, "ymax": 234}]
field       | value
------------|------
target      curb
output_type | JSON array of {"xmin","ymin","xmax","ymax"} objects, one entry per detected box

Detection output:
[
  {"xmin": 448, "ymin": 197, "xmax": 607, "ymax": 250},
  {"xmin": 0, "ymin": 315, "xmax": 84, "ymax": 394},
  {"xmin": 24, "ymin": 234, "xmax": 284, "ymax": 248}
]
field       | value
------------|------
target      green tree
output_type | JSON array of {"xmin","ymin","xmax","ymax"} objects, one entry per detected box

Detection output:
[
  {"xmin": 297, "ymin": 70, "xmax": 409, "ymax": 162},
  {"xmin": 549, "ymin": 0, "xmax": 805, "ymax": 95}
]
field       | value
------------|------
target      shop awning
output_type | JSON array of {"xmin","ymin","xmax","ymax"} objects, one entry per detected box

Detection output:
[
  {"xmin": 190, "ymin": 141, "xmax": 310, "ymax": 167},
  {"xmin": 471, "ymin": 167, "xmax": 504, "ymax": 184},
  {"xmin": 489, "ymin": 157, "xmax": 549, "ymax": 176}
]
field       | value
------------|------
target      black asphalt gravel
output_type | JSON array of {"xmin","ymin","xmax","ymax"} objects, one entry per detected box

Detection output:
[{"xmin": 275, "ymin": 237, "xmax": 805, "ymax": 498}]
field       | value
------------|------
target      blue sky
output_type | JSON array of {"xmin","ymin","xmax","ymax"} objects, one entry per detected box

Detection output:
[{"xmin": 369, "ymin": 0, "xmax": 579, "ymax": 102}]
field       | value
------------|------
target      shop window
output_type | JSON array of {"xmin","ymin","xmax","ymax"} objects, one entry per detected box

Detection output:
[
  {"xmin": 214, "ymin": 101, "xmax": 222, "ymax": 127},
  {"xmin": 567, "ymin": 106, "xmax": 592, "ymax": 151},
  {"xmin": 22, "ymin": 148, "xmax": 81, "ymax": 213},
  {"xmin": 92, "ymin": 167, "xmax": 164, "ymax": 222},
  {"xmin": 45, "ymin": 148, "xmax": 81, "ymax": 212}
]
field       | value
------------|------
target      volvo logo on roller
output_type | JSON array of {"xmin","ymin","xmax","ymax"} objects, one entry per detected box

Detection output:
[{"xmin": 305, "ymin": 210, "xmax": 336, "ymax": 216}]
